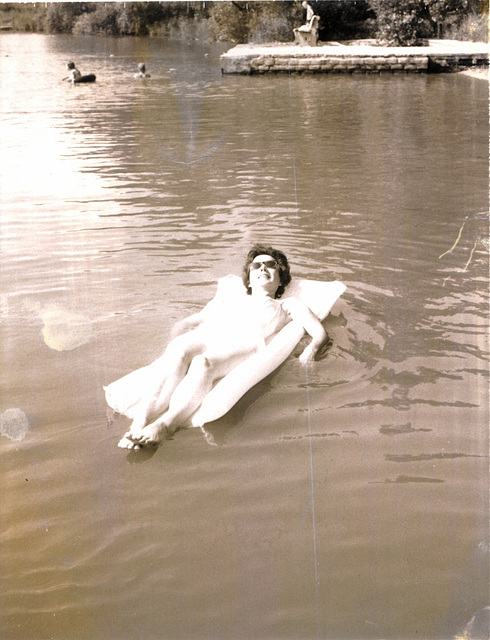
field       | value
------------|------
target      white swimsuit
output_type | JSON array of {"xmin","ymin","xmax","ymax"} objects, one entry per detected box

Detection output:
[{"xmin": 198, "ymin": 292, "xmax": 290, "ymax": 353}]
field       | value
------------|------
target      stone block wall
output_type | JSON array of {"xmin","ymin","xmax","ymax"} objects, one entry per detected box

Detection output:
[
  {"xmin": 241, "ymin": 54, "xmax": 430, "ymax": 73},
  {"xmin": 222, "ymin": 51, "xmax": 488, "ymax": 75}
]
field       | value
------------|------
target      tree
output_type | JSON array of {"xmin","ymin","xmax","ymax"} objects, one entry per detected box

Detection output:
[
  {"xmin": 209, "ymin": 1, "xmax": 374, "ymax": 44},
  {"xmin": 367, "ymin": 0, "xmax": 480, "ymax": 44},
  {"xmin": 311, "ymin": 1, "xmax": 375, "ymax": 41},
  {"xmin": 210, "ymin": 1, "xmax": 301, "ymax": 43},
  {"xmin": 44, "ymin": 2, "xmax": 91, "ymax": 34}
]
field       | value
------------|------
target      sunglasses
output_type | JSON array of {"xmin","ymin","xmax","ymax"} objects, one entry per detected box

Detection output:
[{"xmin": 250, "ymin": 259, "xmax": 278, "ymax": 270}]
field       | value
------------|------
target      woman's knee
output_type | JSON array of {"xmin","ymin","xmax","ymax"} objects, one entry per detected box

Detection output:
[
  {"xmin": 188, "ymin": 353, "xmax": 212, "ymax": 375},
  {"xmin": 189, "ymin": 352, "xmax": 234, "ymax": 381},
  {"xmin": 165, "ymin": 333, "xmax": 202, "ymax": 362}
]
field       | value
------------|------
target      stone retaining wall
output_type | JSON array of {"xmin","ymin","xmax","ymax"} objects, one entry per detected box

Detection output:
[
  {"xmin": 247, "ymin": 54, "xmax": 430, "ymax": 73},
  {"xmin": 221, "ymin": 43, "xmax": 489, "ymax": 75}
]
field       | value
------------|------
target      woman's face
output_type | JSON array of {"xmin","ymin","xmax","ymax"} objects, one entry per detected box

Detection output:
[{"xmin": 248, "ymin": 254, "xmax": 281, "ymax": 296}]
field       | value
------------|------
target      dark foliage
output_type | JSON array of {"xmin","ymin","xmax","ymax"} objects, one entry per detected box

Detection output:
[
  {"xmin": 210, "ymin": 1, "xmax": 301, "ymax": 44},
  {"xmin": 44, "ymin": 2, "xmax": 91, "ymax": 34},
  {"xmin": 0, "ymin": 0, "xmax": 486, "ymax": 42},
  {"xmin": 310, "ymin": 1, "xmax": 376, "ymax": 41},
  {"xmin": 209, "ymin": 1, "xmax": 374, "ymax": 43},
  {"xmin": 366, "ymin": 0, "xmax": 487, "ymax": 44}
]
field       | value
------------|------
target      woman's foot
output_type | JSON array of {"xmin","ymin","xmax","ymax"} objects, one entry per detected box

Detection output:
[
  {"xmin": 129, "ymin": 418, "xmax": 174, "ymax": 447},
  {"xmin": 117, "ymin": 433, "xmax": 142, "ymax": 450}
]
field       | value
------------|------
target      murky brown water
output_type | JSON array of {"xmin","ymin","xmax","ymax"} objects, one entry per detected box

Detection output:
[{"xmin": 1, "ymin": 33, "xmax": 488, "ymax": 640}]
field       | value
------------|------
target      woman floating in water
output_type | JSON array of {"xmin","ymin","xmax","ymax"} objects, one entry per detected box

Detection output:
[
  {"xmin": 134, "ymin": 62, "xmax": 150, "ymax": 78},
  {"xmin": 117, "ymin": 245, "xmax": 328, "ymax": 450}
]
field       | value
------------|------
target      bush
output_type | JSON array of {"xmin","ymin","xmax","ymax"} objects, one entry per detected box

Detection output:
[
  {"xmin": 72, "ymin": 2, "xmax": 212, "ymax": 38},
  {"xmin": 5, "ymin": 0, "xmax": 485, "ymax": 42},
  {"xmin": 313, "ymin": 1, "xmax": 376, "ymax": 41},
  {"xmin": 137, "ymin": 1, "xmax": 212, "ymax": 38},
  {"xmin": 115, "ymin": 3, "xmax": 151, "ymax": 36},
  {"xmin": 210, "ymin": 1, "xmax": 301, "ymax": 44},
  {"xmin": 446, "ymin": 9, "xmax": 489, "ymax": 41},
  {"xmin": 44, "ymin": 2, "xmax": 90, "ymax": 34},
  {"xmin": 115, "ymin": 2, "xmax": 168, "ymax": 36},
  {"xmin": 151, "ymin": 14, "xmax": 214, "ymax": 42},
  {"xmin": 367, "ymin": 0, "xmax": 432, "ymax": 44},
  {"xmin": 0, "ymin": 3, "xmax": 46, "ymax": 32},
  {"xmin": 72, "ymin": 4, "xmax": 120, "ymax": 36},
  {"xmin": 367, "ymin": 0, "xmax": 487, "ymax": 44},
  {"xmin": 209, "ymin": 1, "xmax": 376, "ymax": 44}
]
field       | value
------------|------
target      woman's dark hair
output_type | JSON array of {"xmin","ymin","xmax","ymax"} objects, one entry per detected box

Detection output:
[
  {"xmin": 242, "ymin": 244, "xmax": 292, "ymax": 298},
  {"xmin": 67, "ymin": 61, "xmax": 75, "ymax": 69}
]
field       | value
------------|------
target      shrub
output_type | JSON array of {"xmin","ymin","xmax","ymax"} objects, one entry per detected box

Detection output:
[
  {"xmin": 210, "ymin": 1, "xmax": 301, "ymax": 44},
  {"xmin": 313, "ymin": 1, "xmax": 376, "ymax": 41},
  {"xmin": 210, "ymin": 1, "xmax": 377, "ymax": 44},
  {"xmin": 44, "ymin": 2, "xmax": 90, "ymax": 34},
  {"xmin": 72, "ymin": 5, "xmax": 120, "ymax": 36},
  {"xmin": 71, "ymin": 13, "xmax": 93, "ymax": 36},
  {"xmin": 367, "ymin": 0, "xmax": 434, "ymax": 44},
  {"xmin": 446, "ymin": 9, "xmax": 489, "ymax": 41},
  {"xmin": 367, "ymin": 0, "xmax": 488, "ymax": 44},
  {"xmin": 115, "ymin": 3, "xmax": 150, "ymax": 36},
  {"xmin": 0, "ymin": 3, "xmax": 46, "ymax": 32},
  {"xmin": 115, "ymin": 1, "xmax": 166, "ymax": 36},
  {"xmin": 39, "ymin": 1, "xmax": 212, "ymax": 37},
  {"xmin": 153, "ymin": 14, "xmax": 214, "ymax": 42}
]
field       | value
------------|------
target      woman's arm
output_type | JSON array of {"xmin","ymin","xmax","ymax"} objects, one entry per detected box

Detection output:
[
  {"xmin": 170, "ymin": 311, "xmax": 205, "ymax": 337},
  {"xmin": 170, "ymin": 294, "xmax": 224, "ymax": 338},
  {"xmin": 281, "ymin": 298, "xmax": 328, "ymax": 364}
]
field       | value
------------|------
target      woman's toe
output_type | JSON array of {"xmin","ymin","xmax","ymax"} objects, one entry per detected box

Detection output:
[
  {"xmin": 118, "ymin": 436, "xmax": 134, "ymax": 449},
  {"xmin": 129, "ymin": 432, "xmax": 144, "ymax": 442}
]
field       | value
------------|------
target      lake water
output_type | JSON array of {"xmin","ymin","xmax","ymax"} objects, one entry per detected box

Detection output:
[{"xmin": 0, "ymin": 33, "xmax": 488, "ymax": 640}]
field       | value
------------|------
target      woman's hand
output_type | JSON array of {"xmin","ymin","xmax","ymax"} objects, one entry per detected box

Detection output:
[
  {"xmin": 299, "ymin": 343, "xmax": 317, "ymax": 365},
  {"xmin": 282, "ymin": 297, "xmax": 328, "ymax": 363}
]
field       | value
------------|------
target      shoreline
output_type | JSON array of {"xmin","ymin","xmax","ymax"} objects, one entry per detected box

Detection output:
[{"xmin": 459, "ymin": 66, "xmax": 489, "ymax": 80}]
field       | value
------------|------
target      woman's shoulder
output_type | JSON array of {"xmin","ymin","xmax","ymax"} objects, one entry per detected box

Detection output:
[
  {"xmin": 280, "ymin": 296, "xmax": 313, "ymax": 319},
  {"xmin": 215, "ymin": 275, "xmax": 248, "ymax": 302},
  {"xmin": 280, "ymin": 296, "xmax": 302, "ymax": 310},
  {"xmin": 201, "ymin": 276, "xmax": 247, "ymax": 316}
]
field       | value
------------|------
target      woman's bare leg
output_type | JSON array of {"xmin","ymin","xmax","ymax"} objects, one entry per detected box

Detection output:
[
  {"xmin": 129, "ymin": 346, "xmax": 254, "ymax": 447},
  {"xmin": 130, "ymin": 354, "xmax": 215, "ymax": 445},
  {"xmin": 118, "ymin": 332, "xmax": 206, "ymax": 449},
  {"xmin": 134, "ymin": 333, "xmax": 206, "ymax": 425}
]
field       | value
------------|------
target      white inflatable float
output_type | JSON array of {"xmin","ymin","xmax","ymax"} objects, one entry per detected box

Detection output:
[{"xmin": 104, "ymin": 275, "xmax": 346, "ymax": 429}]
